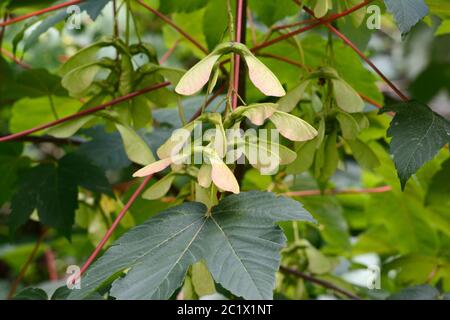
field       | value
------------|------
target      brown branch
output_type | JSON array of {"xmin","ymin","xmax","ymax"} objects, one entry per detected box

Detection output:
[
  {"xmin": 271, "ymin": 17, "xmax": 317, "ymax": 31},
  {"xmin": 0, "ymin": 0, "xmax": 83, "ymax": 27},
  {"xmin": 7, "ymin": 229, "xmax": 48, "ymax": 300},
  {"xmin": 257, "ymin": 52, "xmax": 311, "ymax": 71},
  {"xmin": 283, "ymin": 185, "xmax": 392, "ymax": 197},
  {"xmin": 280, "ymin": 266, "xmax": 361, "ymax": 300},
  {"xmin": 0, "ymin": 82, "xmax": 170, "ymax": 143},
  {"xmin": 301, "ymin": 5, "xmax": 409, "ymax": 102},
  {"xmin": 136, "ymin": 0, "xmax": 208, "ymax": 54},
  {"xmin": 251, "ymin": 0, "xmax": 374, "ymax": 52}
]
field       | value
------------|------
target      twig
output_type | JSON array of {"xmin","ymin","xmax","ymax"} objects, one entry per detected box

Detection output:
[
  {"xmin": 280, "ymin": 266, "xmax": 361, "ymax": 300},
  {"xmin": 44, "ymin": 249, "xmax": 58, "ymax": 281},
  {"xmin": 232, "ymin": 0, "xmax": 246, "ymax": 109},
  {"xmin": 251, "ymin": 0, "xmax": 374, "ymax": 52},
  {"xmin": 7, "ymin": 229, "xmax": 48, "ymax": 299},
  {"xmin": 136, "ymin": 0, "xmax": 208, "ymax": 54},
  {"xmin": 73, "ymin": 175, "xmax": 153, "ymax": 283},
  {"xmin": 0, "ymin": 48, "xmax": 31, "ymax": 69},
  {"xmin": 257, "ymin": 52, "xmax": 311, "ymax": 71},
  {"xmin": 301, "ymin": 6, "xmax": 409, "ymax": 102},
  {"xmin": 160, "ymin": 39, "xmax": 180, "ymax": 64},
  {"xmin": 0, "ymin": 0, "xmax": 83, "ymax": 27},
  {"xmin": 283, "ymin": 185, "xmax": 392, "ymax": 197},
  {"xmin": 272, "ymin": 17, "xmax": 317, "ymax": 32},
  {"xmin": 0, "ymin": 82, "xmax": 170, "ymax": 143},
  {"xmin": 189, "ymin": 83, "xmax": 227, "ymax": 122}
]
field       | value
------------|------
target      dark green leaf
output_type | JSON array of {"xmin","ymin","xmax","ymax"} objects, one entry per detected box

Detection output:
[
  {"xmin": 384, "ymin": 0, "xmax": 429, "ymax": 34},
  {"xmin": 68, "ymin": 191, "xmax": 314, "ymax": 300},
  {"xmin": 380, "ymin": 101, "xmax": 450, "ymax": 189},
  {"xmin": 13, "ymin": 288, "xmax": 48, "ymax": 300}
]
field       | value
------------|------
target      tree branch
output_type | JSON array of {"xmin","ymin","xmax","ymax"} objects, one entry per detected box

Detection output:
[
  {"xmin": 0, "ymin": 48, "xmax": 31, "ymax": 69},
  {"xmin": 280, "ymin": 266, "xmax": 361, "ymax": 300},
  {"xmin": 0, "ymin": 82, "xmax": 170, "ymax": 143},
  {"xmin": 251, "ymin": 0, "xmax": 374, "ymax": 52},
  {"xmin": 74, "ymin": 175, "xmax": 153, "ymax": 282},
  {"xmin": 301, "ymin": 5, "xmax": 409, "ymax": 102},
  {"xmin": 0, "ymin": 0, "xmax": 83, "ymax": 27},
  {"xmin": 136, "ymin": 0, "xmax": 208, "ymax": 54},
  {"xmin": 283, "ymin": 185, "xmax": 392, "ymax": 197},
  {"xmin": 7, "ymin": 229, "xmax": 48, "ymax": 299}
]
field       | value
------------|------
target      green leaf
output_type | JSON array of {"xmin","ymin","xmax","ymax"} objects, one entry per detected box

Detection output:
[
  {"xmin": 332, "ymin": 78, "xmax": 365, "ymax": 113},
  {"xmin": 10, "ymin": 96, "xmax": 81, "ymax": 133},
  {"xmin": 13, "ymin": 288, "xmax": 48, "ymax": 300},
  {"xmin": 380, "ymin": 101, "xmax": 450, "ymax": 189},
  {"xmin": 347, "ymin": 139, "xmax": 380, "ymax": 170},
  {"xmin": 387, "ymin": 285, "xmax": 440, "ymax": 300},
  {"xmin": 10, "ymin": 164, "xmax": 78, "ymax": 238},
  {"xmin": 76, "ymin": 127, "xmax": 131, "ymax": 171},
  {"xmin": 0, "ymin": 143, "xmax": 29, "ymax": 205},
  {"xmin": 278, "ymin": 80, "xmax": 311, "ymax": 112},
  {"xmin": 249, "ymin": 0, "xmax": 298, "ymax": 26},
  {"xmin": 68, "ymin": 191, "xmax": 314, "ymax": 300},
  {"xmin": 142, "ymin": 174, "xmax": 175, "ymax": 200},
  {"xmin": 191, "ymin": 261, "xmax": 216, "ymax": 297},
  {"xmin": 61, "ymin": 62, "xmax": 102, "ymax": 98},
  {"xmin": 115, "ymin": 123, "xmax": 155, "ymax": 166},
  {"xmin": 425, "ymin": 158, "xmax": 450, "ymax": 206},
  {"xmin": 286, "ymin": 139, "xmax": 317, "ymax": 174},
  {"xmin": 59, "ymin": 153, "xmax": 113, "ymax": 196},
  {"xmin": 24, "ymin": 0, "xmax": 110, "ymax": 51},
  {"xmin": 384, "ymin": 0, "xmax": 429, "ymax": 34},
  {"xmin": 269, "ymin": 111, "xmax": 318, "ymax": 142},
  {"xmin": 336, "ymin": 112, "xmax": 360, "ymax": 140},
  {"xmin": 203, "ymin": 0, "xmax": 228, "ymax": 51},
  {"xmin": 46, "ymin": 115, "xmax": 96, "ymax": 138},
  {"xmin": 159, "ymin": 0, "xmax": 208, "ymax": 13}
]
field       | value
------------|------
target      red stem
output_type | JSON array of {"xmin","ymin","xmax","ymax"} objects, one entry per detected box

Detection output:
[
  {"xmin": 0, "ymin": 48, "xmax": 31, "ymax": 69},
  {"xmin": 136, "ymin": 0, "xmax": 208, "ymax": 54},
  {"xmin": 74, "ymin": 175, "xmax": 153, "ymax": 282},
  {"xmin": 301, "ymin": 6, "xmax": 409, "ymax": 102},
  {"xmin": 44, "ymin": 249, "xmax": 58, "ymax": 281},
  {"xmin": 189, "ymin": 83, "xmax": 227, "ymax": 122},
  {"xmin": 0, "ymin": 82, "xmax": 170, "ymax": 143},
  {"xmin": 232, "ymin": 0, "xmax": 245, "ymax": 109},
  {"xmin": 160, "ymin": 39, "xmax": 180, "ymax": 64},
  {"xmin": 284, "ymin": 185, "xmax": 392, "ymax": 197},
  {"xmin": 272, "ymin": 17, "xmax": 317, "ymax": 31},
  {"xmin": 7, "ymin": 229, "xmax": 48, "ymax": 299},
  {"xmin": 258, "ymin": 53, "xmax": 383, "ymax": 109},
  {"xmin": 0, "ymin": 0, "xmax": 84, "ymax": 27},
  {"xmin": 251, "ymin": 0, "xmax": 374, "ymax": 52}
]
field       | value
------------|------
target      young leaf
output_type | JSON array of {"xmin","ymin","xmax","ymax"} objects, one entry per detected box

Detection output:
[
  {"xmin": 142, "ymin": 174, "xmax": 176, "ymax": 200},
  {"xmin": 115, "ymin": 123, "xmax": 155, "ymax": 166},
  {"xmin": 278, "ymin": 80, "xmax": 311, "ymax": 112},
  {"xmin": 67, "ymin": 191, "xmax": 314, "ymax": 300},
  {"xmin": 336, "ymin": 112, "xmax": 360, "ymax": 140},
  {"xmin": 269, "ymin": 111, "xmax": 318, "ymax": 141},
  {"xmin": 47, "ymin": 115, "xmax": 96, "ymax": 138},
  {"xmin": 347, "ymin": 139, "xmax": 380, "ymax": 170},
  {"xmin": 314, "ymin": 0, "xmax": 333, "ymax": 18},
  {"xmin": 61, "ymin": 62, "xmax": 102, "ymax": 98},
  {"xmin": 198, "ymin": 164, "xmax": 212, "ymax": 188},
  {"xmin": 380, "ymin": 101, "xmax": 450, "ymax": 189},
  {"xmin": 332, "ymin": 78, "xmax": 364, "ymax": 113}
]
